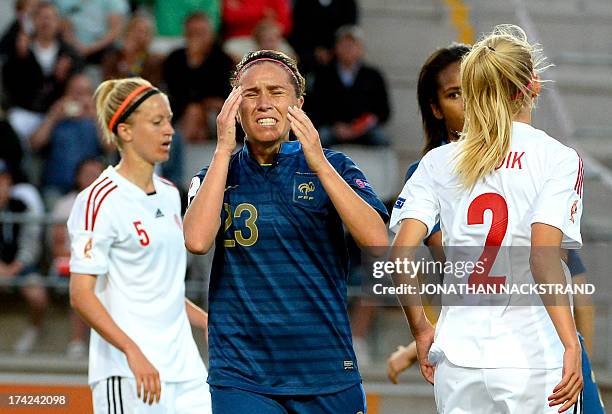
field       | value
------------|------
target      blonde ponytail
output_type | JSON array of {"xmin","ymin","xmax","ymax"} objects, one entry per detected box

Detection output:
[
  {"xmin": 93, "ymin": 77, "xmax": 154, "ymax": 147},
  {"xmin": 454, "ymin": 24, "xmax": 549, "ymax": 188}
]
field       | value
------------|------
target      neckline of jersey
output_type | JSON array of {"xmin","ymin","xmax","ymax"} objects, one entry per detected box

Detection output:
[
  {"xmin": 241, "ymin": 140, "xmax": 302, "ymax": 168},
  {"xmin": 512, "ymin": 120, "xmax": 533, "ymax": 130},
  {"xmin": 106, "ymin": 166, "xmax": 159, "ymax": 199}
]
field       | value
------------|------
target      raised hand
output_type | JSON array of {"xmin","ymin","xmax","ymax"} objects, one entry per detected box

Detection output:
[
  {"xmin": 288, "ymin": 105, "xmax": 328, "ymax": 173},
  {"xmin": 216, "ymin": 86, "xmax": 242, "ymax": 156}
]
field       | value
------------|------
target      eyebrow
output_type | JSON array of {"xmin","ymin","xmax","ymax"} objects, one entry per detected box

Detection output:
[
  {"xmin": 243, "ymin": 84, "xmax": 289, "ymax": 93},
  {"xmin": 443, "ymin": 86, "xmax": 461, "ymax": 93},
  {"xmin": 149, "ymin": 112, "xmax": 173, "ymax": 119}
]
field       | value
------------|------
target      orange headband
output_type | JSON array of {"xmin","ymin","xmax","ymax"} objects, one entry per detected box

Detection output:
[{"xmin": 107, "ymin": 85, "xmax": 153, "ymax": 133}]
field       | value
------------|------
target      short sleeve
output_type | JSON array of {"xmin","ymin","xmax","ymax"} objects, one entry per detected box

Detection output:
[
  {"xmin": 67, "ymin": 191, "xmax": 116, "ymax": 275},
  {"xmin": 531, "ymin": 149, "xmax": 583, "ymax": 249},
  {"xmin": 186, "ymin": 168, "xmax": 208, "ymax": 207},
  {"xmin": 334, "ymin": 153, "xmax": 390, "ymax": 222},
  {"xmin": 390, "ymin": 154, "xmax": 439, "ymax": 235},
  {"xmin": 405, "ymin": 159, "xmax": 442, "ymax": 242}
]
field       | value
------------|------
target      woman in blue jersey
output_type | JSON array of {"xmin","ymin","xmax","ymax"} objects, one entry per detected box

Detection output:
[
  {"xmin": 184, "ymin": 50, "xmax": 389, "ymax": 414},
  {"xmin": 386, "ymin": 42, "xmax": 604, "ymax": 414}
]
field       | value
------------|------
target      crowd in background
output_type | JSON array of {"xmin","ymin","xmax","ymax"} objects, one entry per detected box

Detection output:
[
  {"xmin": 0, "ymin": 0, "xmax": 392, "ymax": 357},
  {"xmin": 0, "ymin": 0, "xmax": 394, "ymax": 194}
]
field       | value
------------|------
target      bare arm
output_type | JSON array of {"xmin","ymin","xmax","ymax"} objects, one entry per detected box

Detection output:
[
  {"xmin": 287, "ymin": 105, "xmax": 388, "ymax": 247},
  {"xmin": 425, "ymin": 230, "xmax": 445, "ymax": 263},
  {"xmin": 530, "ymin": 223, "xmax": 582, "ymax": 412},
  {"xmin": 69, "ymin": 273, "xmax": 161, "ymax": 404},
  {"xmin": 185, "ymin": 298, "xmax": 208, "ymax": 331},
  {"xmin": 183, "ymin": 87, "xmax": 242, "ymax": 253},
  {"xmin": 572, "ymin": 274, "xmax": 594, "ymax": 355},
  {"xmin": 30, "ymin": 100, "xmax": 65, "ymax": 151},
  {"xmin": 387, "ymin": 342, "xmax": 417, "ymax": 384},
  {"xmin": 391, "ymin": 219, "xmax": 431, "ymax": 336},
  {"xmin": 183, "ymin": 150, "xmax": 231, "ymax": 253},
  {"xmin": 390, "ymin": 218, "xmax": 435, "ymax": 384},
  {"xmin": 387, "ymin": 228, "xmax": 443, "ymax": 384}
]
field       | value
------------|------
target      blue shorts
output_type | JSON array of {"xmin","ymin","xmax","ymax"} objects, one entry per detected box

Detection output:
[
  {"xmin": 579, "ymin": 334, "xmax": 605, "ymax": 414},
  {"xmin": 210, "ymin": 382, "xmax": 367, "ymax": 414}
]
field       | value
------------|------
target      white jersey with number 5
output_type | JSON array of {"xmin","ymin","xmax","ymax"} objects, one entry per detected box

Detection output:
[
  {"xmin": 67, "ymin": 166, "xmax": 207, "ymax": 385},
  {"xmin": 390, "ymin": 121, "xmax": 583, "ymax": 369}
]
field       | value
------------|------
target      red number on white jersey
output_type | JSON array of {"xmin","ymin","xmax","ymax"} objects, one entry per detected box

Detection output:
[
  {"xmin": 467, "ymin": 193, "xmax": 508, "ymax": 289},
  {"xmin": 133, "ymin": 221, "xmax": 150, "ymax": 246}
]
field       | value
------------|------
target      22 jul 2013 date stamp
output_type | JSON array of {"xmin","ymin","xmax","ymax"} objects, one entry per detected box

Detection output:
[{"xmin": 0, "ymin": 393, "xmax": 68, "ymax": 407}]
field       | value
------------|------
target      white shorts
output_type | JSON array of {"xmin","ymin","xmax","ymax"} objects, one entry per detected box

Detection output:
[
  {"xmin": 91, "ymin": 376, "xmax": 211, "ymax": 414},
  {"xmin": 433, "ymin": 356, "xmax": 563, "ymax": 414}
]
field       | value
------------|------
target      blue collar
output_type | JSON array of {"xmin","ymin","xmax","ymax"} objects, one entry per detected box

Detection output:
[
  {"xmin": 241, "ymin": 140, "xmax": 302, "ymax": 164},
  {"xmin": 279, "ymin": 140, "xmax": 302, "ymax": 155}
]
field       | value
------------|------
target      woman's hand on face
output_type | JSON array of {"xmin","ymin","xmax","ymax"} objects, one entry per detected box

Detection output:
[
  {"xmin": 288, "ymin": 106, "xmax": 328, "ymax": 174},
  {"xmin": 216, "ymin": 87, "xmax": 242, "ymax": 156}
]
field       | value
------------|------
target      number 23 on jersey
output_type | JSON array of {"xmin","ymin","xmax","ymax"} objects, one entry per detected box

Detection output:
[{"xmin": 223, "ymin": 203, "xmax": 259, "ymax": 247}]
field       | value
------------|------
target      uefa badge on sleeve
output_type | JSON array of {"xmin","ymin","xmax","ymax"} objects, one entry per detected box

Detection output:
[
  {"xmin": 394, "ymin": 197, "xmax": 406, "ymax": 209},
  {"xmin": 77, "ymin": 236, "xmax": 93, "ymax": 259},
  {"xmin": 570, "ymin": 199, "xmax": 579, "ymax": 223},
  {"xmin": 354, "ymin": 178, "xmax": 371, "ymax": 189}
]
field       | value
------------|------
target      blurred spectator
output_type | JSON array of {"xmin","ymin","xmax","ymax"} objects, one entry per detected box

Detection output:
[
  {"xmin": 0, "ymin": 160, "xmax": 48, "ymax": 355},
  {"xmin": 154, "ymin": 0, "xmax": 220, "ymax": 36},
  {"xmin": 50, "ymin": 157, "xmax": 104, "ymax": 359},
  {"xmin": 54, "ymin": 0, "xmax": 129, "ymax": 64},
  {"xmin": 253, "ymin": 19, "xmax": 296, "ymax": 60},
  {"xmin": 101, "ymin": 14, "xmax": 163, "ymax": 85},
  {"xmin": 221, "ymin": 0, "xmax": 292, "ymax": 61},
  {"xmin": 0, "ymin": 110, "xmax": 25, "ymax": 181},
  {"xmin": 0, "ymin": 0, "xmax": 39, "ymax": 60},
  {"xmin": 289, "ymin": 0, "xmax": 358, "ymax": 76},
  {"xmin": 2, "ymin": 1, "xmax": 83, "ymax": 141},
  {"xmin": 307, "ymin": 25, "xmax": 391, "ymax": 147},
  {"xmin": 162, "ymin": 12, "xmax": 233, "ymax": 142},
  {"xmin": 29, "ymin": 73, "xmax": 105, "ymax": 202}
]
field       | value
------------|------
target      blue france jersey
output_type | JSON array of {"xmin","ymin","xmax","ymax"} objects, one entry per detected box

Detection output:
[{"xmin": 188, "ymin": 141, "xmax": 388, "ymax": 395}]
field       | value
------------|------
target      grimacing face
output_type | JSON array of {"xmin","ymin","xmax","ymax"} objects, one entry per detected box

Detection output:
[{"xmin": 237, "ymin": 62, "xmax": 303, "ymax": 146}]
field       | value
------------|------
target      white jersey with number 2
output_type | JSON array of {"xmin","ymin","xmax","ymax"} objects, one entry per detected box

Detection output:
[{"xmin": 390, "ymin": 121, "xmax": 583, "ymax": 369}]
